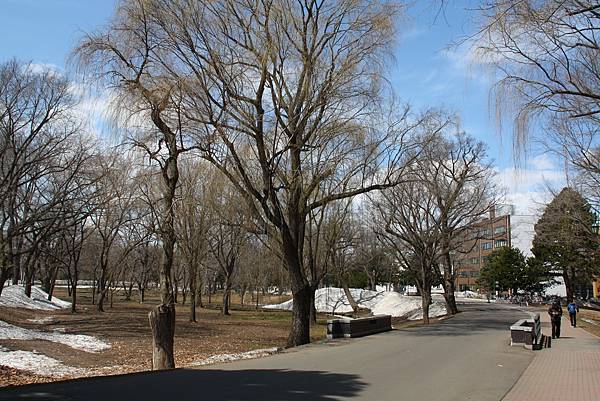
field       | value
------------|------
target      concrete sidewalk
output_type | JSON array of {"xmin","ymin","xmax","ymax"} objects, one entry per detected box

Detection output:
[{"xmin": 503, "ymin": 310, "xmax": 600, "ymax": 401}]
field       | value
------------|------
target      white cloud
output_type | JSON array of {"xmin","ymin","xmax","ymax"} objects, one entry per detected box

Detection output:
[
  {"xmin": 497, "ymin": 154, "xmax": 565, "ymax": 214},
  {"xmin": 24, "ymin": 62, "xmax": 62, "ymax": 76},
  {"xmin": 495, "ymin": 154, "xmax": 567, "ymax": 255}
]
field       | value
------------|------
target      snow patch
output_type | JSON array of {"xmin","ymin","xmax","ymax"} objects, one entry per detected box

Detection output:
[
  {"xmin": 27, "ymin": 316, "xmax": 55, "ymax": 324},
  {"xmin": 264, "ymin": 288, "xmax": 385, "ymax": 314},
  {"xmin": 0, "ymin": 320, "xmax": 110, "ymax": 352},
  {"xmin": 371, "ymin": 292, "xmax": 446, "ymax": 319},
  {"xmin": 264, "ymin": 287, "xmax": 446, "ymax": 320},
  {"xmin": 0, "ymin": 285, "xmax": 70, "ymax": 310},
  {"xmin": 190, "ymin": 347, "xmax": 279, "ymax": 366},
  {"xmin": 0, "ymin": 345, "xmax": 86, "ymax": 377}
]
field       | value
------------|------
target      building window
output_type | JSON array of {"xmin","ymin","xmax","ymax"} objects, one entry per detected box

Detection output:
[
  {"xmin": 495, "ymin": 239, "xmax": 507, "ymax": 248},
  {"xmin": 482, "ymin": 242, "xmax": 492, "ymax": 250},
  {"xmin": 494, "ymin": 226, "xmax": 506, "ymax": 235},
  {"xmin": 479, "ymin": 228, "xmax": 490, "ymax": 237}
]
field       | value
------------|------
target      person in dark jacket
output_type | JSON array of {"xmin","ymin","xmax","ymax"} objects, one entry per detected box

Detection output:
[
  {"xmin": 548, "ymin": 300, "xmax": 563, "ymax": 339},
  {"xmin": 567, "ymin": 301, "xmax": 579, "ymax": 327}
]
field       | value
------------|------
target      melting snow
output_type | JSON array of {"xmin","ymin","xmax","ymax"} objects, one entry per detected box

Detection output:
[
  {"xmin": 0, "ymin": 320, "xmax": 110, "ymax": 352},
  {"xmin": 264, "ymin": 287, "xmax": 446, "ymax": 320},
  {"xmin": 27, "ymin": 316, "xmax": 55, "ymax": 324},
  {"xmin": 0, "ymin": 285, "xmax": 70, "ymax": 310},
  {"xmin": 0, "ymin": 345, "xmax": 86, "ymax": 377},
  {"xmin": 190, "ymin": 348, "xmax": 280, "ymax": 366},
  {"xmin": 371, "ymin": 292, "xmax": 446, "ymax": 319}
]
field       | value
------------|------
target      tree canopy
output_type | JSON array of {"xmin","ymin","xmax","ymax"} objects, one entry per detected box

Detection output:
[{"xmin": 532, "ymin": 187, "xmax": 599, "ymax": 302}]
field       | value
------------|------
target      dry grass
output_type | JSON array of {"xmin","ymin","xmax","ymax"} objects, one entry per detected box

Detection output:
[
  {"xmin": 578, "ymin": 308, "xmax": 600, "ymax": 338},
  {"xmin": 0, "ymin": 287, "xmax": 325, "ymax": 387}
]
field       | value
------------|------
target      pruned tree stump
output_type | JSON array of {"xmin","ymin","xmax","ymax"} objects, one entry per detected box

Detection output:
[{"xmin": 149, "ymin": 303, "xmax": 176, "ymax": 370}]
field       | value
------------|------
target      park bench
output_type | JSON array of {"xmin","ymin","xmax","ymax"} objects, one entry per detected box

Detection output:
[
  {"xmin": 510, "ymin": 313, "xmax": 548, "ymax": 350},
  {"xmin": 327, "ymin": 315, "xmax": 392, "ymax": 339}
]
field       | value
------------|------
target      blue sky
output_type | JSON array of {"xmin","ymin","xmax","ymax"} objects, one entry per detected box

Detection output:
[{"xmin": 0, "ymin": 0, "xmax": 565, "ymax": 218}]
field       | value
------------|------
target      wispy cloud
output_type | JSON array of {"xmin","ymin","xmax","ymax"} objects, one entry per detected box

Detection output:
[
  {"xmin": 495, "ymin": 154, "xmax": 567, "ymax": 254},
  {"xmin": 497, "ymin": 154, "xmax": 565, "ymax": 214}
]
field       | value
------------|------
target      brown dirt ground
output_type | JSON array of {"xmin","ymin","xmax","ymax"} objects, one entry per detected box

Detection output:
[
  {"xmin": 0, "ymin": 288, "xmax": 330, "ymax": 387},
  {"xmin": 0, "ymin": 288, "xmax": 442, "ymax": 388}
]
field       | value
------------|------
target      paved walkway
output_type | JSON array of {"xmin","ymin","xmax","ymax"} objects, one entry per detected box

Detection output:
[
  {"xmin": 503, "ymin": 310, "xmax": 600, "ymax": 401},
  {"xmin": 0, "ymin": 303, "xmax": 533, "ymax": 401}
]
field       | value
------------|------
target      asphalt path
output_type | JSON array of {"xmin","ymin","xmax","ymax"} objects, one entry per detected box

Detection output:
[{"xmin": 0, "ymin": 302, "xmax": 534, "ymax": 401}]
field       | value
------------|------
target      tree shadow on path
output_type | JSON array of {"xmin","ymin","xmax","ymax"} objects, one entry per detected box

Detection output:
[{"xmin": 0, "ymin": 368, "xmax": 367, "ymax": 401}]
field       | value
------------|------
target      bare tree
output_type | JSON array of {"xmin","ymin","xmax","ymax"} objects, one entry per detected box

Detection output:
[
  {"xmin": 90, "ymin": 152, "xmax": 140, "ymax": 312},
  {"xmin": 175, "ymin": 160, "xmax": 210, "ymax": 322},
  {"xmin": 476, "ymin": 0, "xmax": 600, "ymax": 188},
  {"xmin": 206, "ymin": 177, "xmax": 250, "ymax": 316},
  {"xmin": 74, "ymin": 0, "xmax": 205, "ymax": 368},
  {"xmin": 0, "ymin": 60, "xmax": 98, "ymax": 298},
  {"xmin": 135, "ymin": 0, "xmax": 426, "ymax": 346},
  {"xmin": 372, "ymin": 177, "xmax": 441, "ymax": 324},
  {"xmin": 420, "ymin": 132, "xmax": 499, "ymax": 314}
]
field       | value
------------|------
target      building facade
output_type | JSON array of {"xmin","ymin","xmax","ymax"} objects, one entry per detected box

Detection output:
[{"xmin": 455, "ymin": 210, "xmax": 511, "ymax": 291}]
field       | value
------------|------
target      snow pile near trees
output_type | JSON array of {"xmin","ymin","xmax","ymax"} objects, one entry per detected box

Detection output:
[
  {"xmin": 264, "ymin": 287, "xmax": 446, "ymax": 319},
  {"xmin": 371, "ymin": 292, "xmax": 446, "ymax": 319},
  {"xmin": 263, "ymin": 287, "xmax": 385, "ymax": 314},
  {"xmin": 0, "ymin": 320, "xmax": 110, "ymax": 352},
  {"xmin": 0, "ymin": 285, "xmax": 70, "ymax": 310}
]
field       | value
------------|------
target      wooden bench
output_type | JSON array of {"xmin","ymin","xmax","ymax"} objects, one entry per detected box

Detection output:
[{"xmin": 327, "ymin": 315, "xmax": 392, "ymax": 339}]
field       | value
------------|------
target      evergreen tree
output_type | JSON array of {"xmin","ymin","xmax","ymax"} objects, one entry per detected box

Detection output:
[
  {"xmin": 478, "ymin": 247, "xmax": 552, "ymax": 294},
  {"xmin": 532, "ymin": 187, "xmax": 599, "ymax": 302}
]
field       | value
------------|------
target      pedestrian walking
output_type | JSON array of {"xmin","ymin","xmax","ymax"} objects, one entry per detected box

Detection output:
[
  {"xmin": 567, "ymin": 300, "xmax": 579, "ymax": 327},
  {"xmin": 548, "ymin": 300, "xmax": 562, "ymax": 339}
]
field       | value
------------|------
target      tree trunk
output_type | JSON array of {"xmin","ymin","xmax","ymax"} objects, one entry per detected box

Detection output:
[
  {"xmin": 149, "ymin": 304, "xmax": 175, "ymax": 370},
  {"xmin": 189, "ymin": 270, "xmax": 197, "ymax": 322},
  {"xmin": 47, "ymin": 266, "xmax": 59, "ymax": 301},
  {"xmin": 97, "ymin": 287, "xmax": 106, "ymax": 312},
  {"xmin": 288, "ymin": 284, "xmax": 311, "ymax": 347},
  {"xmin": 222, "ymin": 276, "xmax": 231, "ymax": 315},
  {"xmin": 442, "ymin": 278, "xmax": 459, "ymax": 315},
  {"xmin": 71, "ymin": 284, "xmax": 77, "ymax": 313},
  {"xmin": 11, "ymin": 263, "xmax": 19, "ymax": 285},
  {"xmin": 419, "ymin": 260, "xmax": 432, "ymax": 325},
  {"xmin": 309, "ymin": 286, "xmax": 317, "ymax": 325},
  {"xmin": 421, "ymin": 288, "xmax": 431, "ymax": 325},
  {"xmin": 189, "ymin": 291, "xmax": 197, "ymax": 322},
  {"xmin": 0, "ymin": 269, "xmax": 9, "ymax": 298},
  {"xmin": 25, "ymin": 280, "xmax": 32, "ymax": 298},
  {"xmin": 341, "ymin": 280, "xmax": 360, "ymax": 315},
  {"xmin": 564, "ymin": 269, "xmax": 574, "ymax": 304},
  {"xmin": 441, "ymin": 250, "xmax": 459, "ymax": 315},
  {"xmin": 149, "ymin": 134, "xmax": 178, "ymax": 370},
  {"xmin": 91, "ymin": 274, "xmax": 96, "ymax": 305}
]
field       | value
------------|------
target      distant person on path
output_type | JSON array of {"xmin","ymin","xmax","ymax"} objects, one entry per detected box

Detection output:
[
  {"xmin": 548, "ymin": 300, "xmax": 563, "ymax": 339},
  {"xmin": 567, "ymin": 301, "xmax": 579, "ymax": 327}
]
